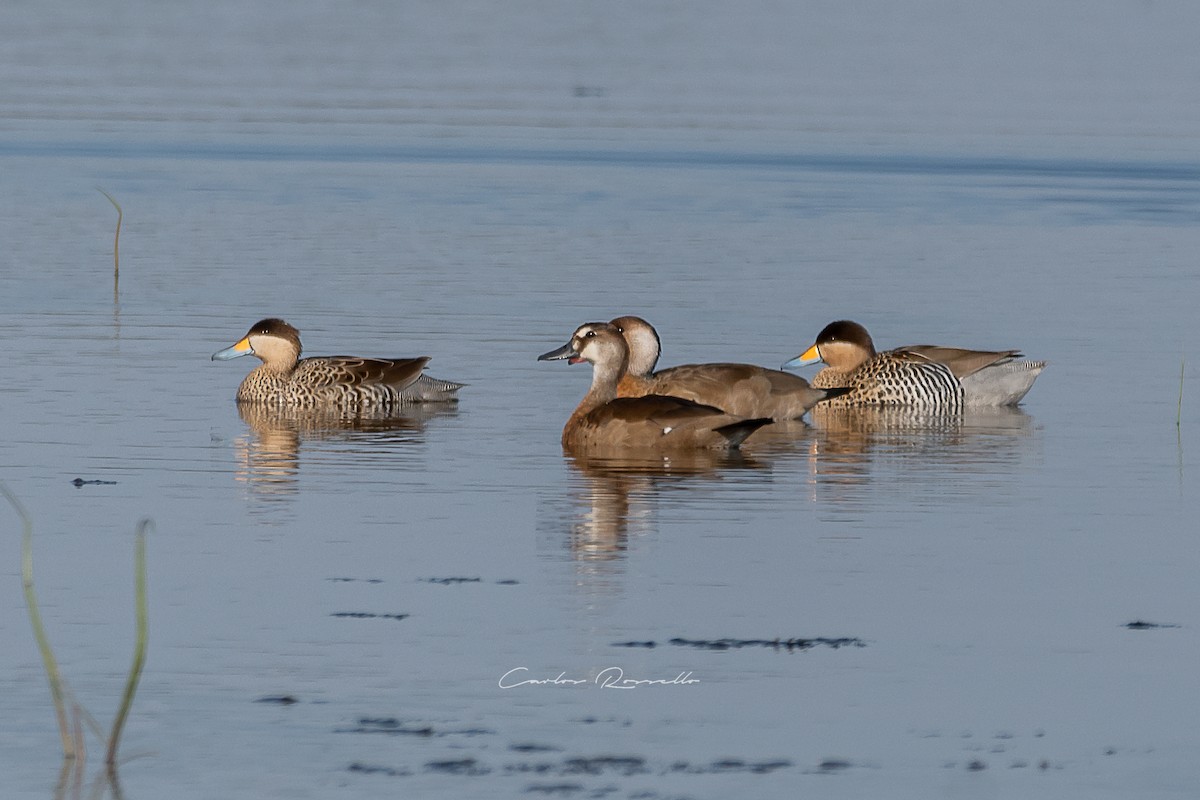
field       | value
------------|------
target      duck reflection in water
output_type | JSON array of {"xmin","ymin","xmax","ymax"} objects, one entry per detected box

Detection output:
[
  {"xmin": 744, "ymin": 404, "xmax": 1041, "ymax": 508},
  {"xmin": 553, "ymin": 448, "xmax": 766, "ymax": 586},
  {"xmin": 232, "ymin": 403, "xmax": 457, "ymax": 504}
]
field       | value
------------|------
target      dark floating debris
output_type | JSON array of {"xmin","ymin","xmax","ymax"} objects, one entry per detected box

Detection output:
[
  {"xmin": 814, "ymin": 758, "xmax": 852, "ymax": 773},
  {"xmin": 338, "ymin": 717, "xmax": 434, "ymax": 737},
  {"xmin": 349, "ymin": 751, "xmax": 799, "ymax": 783},
  {"xmin": 673, "ymin": 758, "xmax": 792, "ymax": 775},
  {"xmin": 338, "ymin": 717, "xmax": 492, "ymax": 738},
  {"xmin": 561, "ymin": 756, "xmax": 647, "ymax": 777},
  {"xmin": 420, "ymin": 577, "xmax": 519, "ymax": 586},
  {"xmin": 426, "ymin": 758, "xmax": 490, "ymax": 776},
  {"xmin": 524, "ymin": 783, "xmax": 585, "ymax": 795},
  {"xmin": 751, "ymin": 760, "xmax": 794, "ymax": 774},
  {"xmin": 328, "ymin": 577, "xmax": 383, "ymax": 584},
  {"xmin": 72, "ymin": 478, "xmax": 117, "ymax": 487},
  {"xmin": 706, "ymin": 758, "xmax": 793, "ymax": 774},
  {"xmin": 505, "ymin": 756, "xmax": 646, "ymax": 777},
  {"xmin": 330, "ymin": 612, "xmax": 409, "ymax": 621},
  {"xmin": 614, "ymin": 637, "xmax": 865, "ymax": 651},
  {"xmin": 1124, "ymin": 620, "xmax": 1180, "ymax": 630},
  {"xmin": 254, "ymin": 695, "xmax": 299, "ymax": 705},
  {"xmin": 510, "ymin": 743, "xmax": 562, "ymax": 753},
  {"xmin": 574, "ymin": 716, "xmax": 631, "ymax": 727},
  {"xmin": 347, "ymin": 762, "xmax": 411, "ymax": 777}
]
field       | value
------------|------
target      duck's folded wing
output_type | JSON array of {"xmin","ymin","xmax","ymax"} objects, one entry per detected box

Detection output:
[
  {"xmin": 310, "ymin": 356, "xmax": 431, "ymax": 390},
  {"xmin": 603, "ymin": 394, "xmax": 727, "ymax": 425},
  {"xmin": 652, "ymin": 364, "xmax": 746, "ymax": 405},
  {"xmin": 894, "ymin": 346, "xmax": 1022, "ymax": 379},
  {"xmin": 655, "ymin": 363, "xmax": 828, "ymax": 418}
]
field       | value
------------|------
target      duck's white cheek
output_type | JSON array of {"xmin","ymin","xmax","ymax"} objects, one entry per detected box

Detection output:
[{"xmin": 661, "ymin": 426, "xmax": 673, "ymax": 435}]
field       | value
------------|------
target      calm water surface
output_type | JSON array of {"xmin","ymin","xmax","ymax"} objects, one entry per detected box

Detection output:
[{"xmin": 2, "ymin": 2, "xmax": 1199, "ymax": 799}]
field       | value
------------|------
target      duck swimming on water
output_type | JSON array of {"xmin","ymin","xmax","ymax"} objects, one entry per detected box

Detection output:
[
  {"xmin": 539, "ymin": 322, "xmax": 770, "ymax": 450},
  {"xmin": 783, "ymin": 320, "xmax": 1045, "ymax": 409},
  {"xmin": 212, "ymin": 318, "xmax": 463, "ymax": 408},
  {"xmin": 609, "ymin": 315, "xmax": 845, "ymax": 420}
]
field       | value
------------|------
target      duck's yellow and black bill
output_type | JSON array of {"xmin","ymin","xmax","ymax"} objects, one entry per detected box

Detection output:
[
  {"xmin": 211, "ymin": 336, "xmax": 254, "ymax": 361},
  {"xmin": 781, "ymin": 344, "xmax": 822, "ymax": 370}
]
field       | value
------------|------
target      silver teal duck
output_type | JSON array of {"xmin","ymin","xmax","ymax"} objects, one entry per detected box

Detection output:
[
  {"xmin": 538, "ymin": 322, "xmax": 770, "ymax": 450},
  {"xmin": 212, "ymin": 318, "xmax": 463, "ymax": 408},
  {"xmin": 609, "ymin": 315, "xmax": 845, "ymax": 421},
  {"xmin": 782, "ymin": 320, "xmax": 1045, "ymax": 409}
]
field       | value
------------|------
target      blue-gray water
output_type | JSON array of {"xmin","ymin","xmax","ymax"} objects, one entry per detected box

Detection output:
[{"xmin": 3, "ymin": 2, "xmax": 1199, "ymax": 798}]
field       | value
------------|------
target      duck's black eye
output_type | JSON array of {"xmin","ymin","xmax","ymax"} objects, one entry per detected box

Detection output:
[
  {"xmin": 613, "ymin": 325, "xmax": 624, "ymax": 333},
  {"xmin": 585, "ymin": 330, "xmax": 596, "ymax": 338}
]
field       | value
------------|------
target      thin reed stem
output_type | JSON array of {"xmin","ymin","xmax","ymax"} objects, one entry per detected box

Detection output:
[
  {"xmin": 98, "ymin": 189, "xmax": 122, "ymax": 283},
  {"xmin": 1178, "ymin": 358, "xmax": 1185, "ymax": 429},
  {"xmin": 2, "ymin": 483, "xmax": 76, "ymax": 759},
  {"xmin": 105, "ymin": 519, "xmax": 151, "ymax": 767}
]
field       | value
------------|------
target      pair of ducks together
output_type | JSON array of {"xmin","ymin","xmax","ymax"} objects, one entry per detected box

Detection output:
[{"xmin": 213, "ymin": 317, "xmax": 1046, "ymax": 451}]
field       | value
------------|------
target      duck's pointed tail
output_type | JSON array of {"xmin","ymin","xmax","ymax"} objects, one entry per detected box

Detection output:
[
  {"xmin": 402, "ymin": 373, "xmax": 465, "ymax": 402},
  {"xmin": 714, "ymin": 417, "xmax": 772, "ymax": 447}
]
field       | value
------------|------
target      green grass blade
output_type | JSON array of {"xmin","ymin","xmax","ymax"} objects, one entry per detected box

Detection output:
[
  {"xmin": 2, "ymin": 483, "xmax": 76, "ymax": 759},
  {"xmin": 105, "ymin": 518, "xmax": 151, "ymax": 767}
]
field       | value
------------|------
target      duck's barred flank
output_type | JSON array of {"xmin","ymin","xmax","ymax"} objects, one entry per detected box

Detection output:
[
  {"xmin": 236, "ymin": 365, "xmax": 458, "ymax": 408},
  {"xmin": 814, "ymin": 357, "xmax": 964, "ymax": 410}
]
